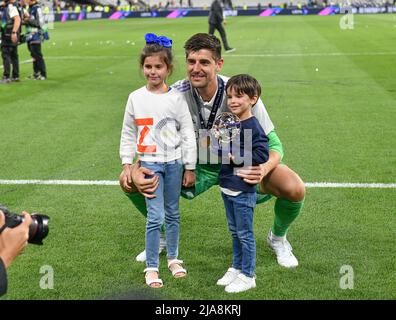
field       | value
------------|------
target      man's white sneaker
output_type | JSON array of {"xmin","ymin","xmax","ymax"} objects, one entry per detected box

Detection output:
[
  {"xmin": 159, "ymin": 236, "xmax": 166, "ymax": 252},
  {"xmin": 225, "ymin": 273, "xmax": 256, "ymax": 293},
  {"xmin": 216, "ymin": 267, "xmax": 241, "ymax": 286},
  {"xmin": 135, "ymin": 235, "xmax": 167, "ymax": 262},
  {"xmin": 135, "ymin": 249, "xmax": 147, "ymax": 262},
  {"xmin": 267, "ymin": 230, "xmax": 298, "ymax": 268}
]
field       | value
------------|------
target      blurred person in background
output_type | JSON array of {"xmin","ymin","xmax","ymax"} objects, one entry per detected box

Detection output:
[
  {"xmin": 23, "ymin": 0, "xmax": 47, "ymax": 80},
  {"xmin": 208, "ymin": 0, "xmax": 235, "ymax": 53},
  {"xmin": 0, "ymin": 0, "xmax": 22, "ymax": 83}
]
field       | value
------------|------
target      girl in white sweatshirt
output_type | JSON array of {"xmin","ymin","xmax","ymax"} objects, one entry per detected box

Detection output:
[{"xmin": 120, "ymin": 33, "xmax": 196, "ymax": 288}]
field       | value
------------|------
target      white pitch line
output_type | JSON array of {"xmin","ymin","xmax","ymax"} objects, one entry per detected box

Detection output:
[
  {"xmin": 0, "ymin": 180, "xmax": 395, "ymax": 188},
  {"xmin": 0, "ymin": 180, "xmax": 118, "ymax": 186},
  {"xmin": 304, "ymin": 182, "xmax": 396, "ymax": 189},
  {"xmin": 0, "ymin": 59, "xmax": 33, "ymax": 69}
]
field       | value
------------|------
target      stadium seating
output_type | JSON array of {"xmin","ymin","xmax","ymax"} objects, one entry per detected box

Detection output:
[
  {"xmin": 50, "ymin": 0, "xmax": 394, "ymax": 12},
  {"xmin": 96, "ymin": 0, "xmax": 392, "ymax": 10}
]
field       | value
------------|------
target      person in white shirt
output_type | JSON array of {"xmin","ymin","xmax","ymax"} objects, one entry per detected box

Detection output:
[
  {"xmin": 119, "ymin": 33, "xmax": 196, "ymax": 288},
  {"xmin": 0, "ymin": 0, "xmax": 21, "ymax": 83}
]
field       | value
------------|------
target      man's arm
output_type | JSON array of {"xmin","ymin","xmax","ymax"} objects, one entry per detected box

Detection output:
[
  {"xmin": 12, "ymin": 14, "xmax": 20, "ymax": 31},
  {"xmin": 215, "ymin": 1, "xmax": 224, "ymax": 23},
  {"xmin": 11, "ymin": 13, "xmax": 20, "ymax": 44},
  {"xmin": 251, "ymin": 97, "xmax": 275, "ymax": 135},
  {"xmin": 233, "ymin": 95, "xmax": 279, "ymax": 184}
]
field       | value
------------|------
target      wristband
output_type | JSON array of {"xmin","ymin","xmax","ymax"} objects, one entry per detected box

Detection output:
[{"xmin": 0, "ymin": 224, "xmax": 7, "ymax": 234}]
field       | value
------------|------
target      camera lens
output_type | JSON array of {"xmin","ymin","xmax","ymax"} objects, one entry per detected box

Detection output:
[
  {"xmin": 0, "ymin": 205, "xmax": 50, "ymax": 245},
  {"xmin": 28, "ymin": 214, "xmax": 50, "ymax": 245}
]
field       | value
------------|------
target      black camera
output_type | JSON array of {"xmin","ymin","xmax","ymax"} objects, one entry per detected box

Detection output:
[{"xmin": 0, "ymin": 204, "xmax": 49, "ymax": 245}]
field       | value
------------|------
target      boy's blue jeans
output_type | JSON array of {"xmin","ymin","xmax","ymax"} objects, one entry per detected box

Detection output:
[
  {"xmin": 141, "ymin": 160, "xmax": 183, "ymax": 268},
  {"xmin": 221, "ymin": 191, "xmax": 256, "ymax": 278}
]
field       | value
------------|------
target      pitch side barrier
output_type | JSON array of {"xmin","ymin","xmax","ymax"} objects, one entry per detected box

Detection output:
[{"xmin": 53, "ymin": 6, "xmax": 396, "ymax": 22}]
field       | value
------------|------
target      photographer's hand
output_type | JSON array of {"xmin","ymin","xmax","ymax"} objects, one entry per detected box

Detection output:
[
  {"xmin": 11, "ymin": 33, "xmax": 17, "ymax": 44},
  {"xmin": 0, "ymin": 211, "xmax": 31, "ymax": 268}
]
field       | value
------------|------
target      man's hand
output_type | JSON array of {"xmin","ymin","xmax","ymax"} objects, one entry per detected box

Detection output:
[
  {"xmin": 119, "ymin": 164, "xmax": 134, "ymax": 193},
  {"xmin": 120, "ymin": 163, "xmax": 159, "ymax": 198},
  {"xmin": 126, "ymin": 161, "xmax": 159, "ymax": 199},
  {"xmin": 0, "ymin": 211, "xmax": 32, "ymax": 268},
  {"xmin": 236, "ymin": 151, "xmax": 281, "ymax": 185},
  {"xmin": 236, "ymin": 161, "xmax": 274, "ymax": 185},
  {"xmin": 11, "ymin": 33, "xmax": 17, "ymax": 44},
  {"xmin": 182, "ymin": 170, "xmax": 195, "ymax": 188},
  {"xmin": 236, "ymin": 164, "xmax": 266, "ymax": 185}
]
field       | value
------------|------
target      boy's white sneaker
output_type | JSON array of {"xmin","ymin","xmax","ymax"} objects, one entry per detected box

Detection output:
[
  {"xmin": 135, "ymin": 235, "xmax": 167, "ymax": 262},
  {"xmin": 216, "ymin": 267, "xmax": 241, "ymax": 286},
  {"xmin": 267, "ymin": 230, "xmax": 298, "ymax": 268},
  {"xmin": 225, "ymin": 273, "xmax": 256, "ymax": 293}
]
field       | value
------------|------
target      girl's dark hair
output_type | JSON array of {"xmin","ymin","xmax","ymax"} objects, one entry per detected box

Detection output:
[
  {"xmin": 184, "ymin": 33, "xmax": 222, "ymax": 61},
  {"xmin": 226, "ymin": 74, "xmax": 262, "ymax": 100},
  {"xmin": 140, "ymin": 43, "xmax": 174, "ymax": 74}
]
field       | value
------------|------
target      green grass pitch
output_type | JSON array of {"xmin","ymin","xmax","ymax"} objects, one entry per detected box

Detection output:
[{"xmin": 0, "ymin": 14, "xmax": 395, "ymax": 300}]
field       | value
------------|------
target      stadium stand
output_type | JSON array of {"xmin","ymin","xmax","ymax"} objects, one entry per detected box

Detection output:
[
  {"xmin": 101, "ymin": 0, "xmax": 394, "ymax": 10},
  {"xmin": 42, "ymin": 0, "xmax": 395, "ymax": 13}
]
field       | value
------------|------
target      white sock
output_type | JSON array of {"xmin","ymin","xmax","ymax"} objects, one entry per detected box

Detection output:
[{"xmin": 271, "ymin": 230, "xmax": 286, "ymax": 242}]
